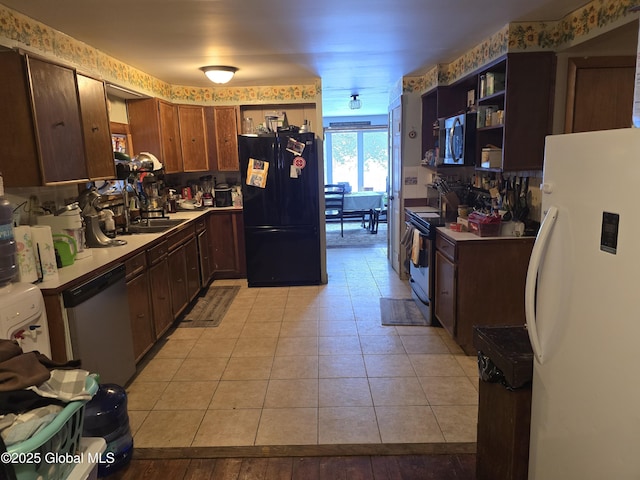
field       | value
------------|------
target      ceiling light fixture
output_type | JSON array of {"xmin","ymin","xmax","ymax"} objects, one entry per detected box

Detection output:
[
  {"xmin": 349, "ymin": 94, "xmax": 361, "ymax": 110},
  {"xmin": 200, "ymin": 65, "xmax": 238, "ymax": 84}
]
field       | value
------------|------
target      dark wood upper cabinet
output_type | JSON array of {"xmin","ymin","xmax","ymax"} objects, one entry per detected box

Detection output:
[
  {"xmin": 475, "ymin": 52, "xmax": 556, "ymax": 171},
  {"xmin": 0, "ymin": 51, "xmax": 88, "ymax": 186},
  {"xmin": 178, "ymin": 105, "xmax": 209, "ymax": 172},
  {"xmin": 77, "ymin": 74, "xmax": 115, "ymax": 180},
  {"xmin": 206, "ymin": 106, "xmax": 240, "ymax": 171},
  {"xmin": 565, "ymin": 56, "xmax": 635, "ymax": 133},
  {"xmin": 127, "ymin": 98, "xmax": 184, "ymax": 173}
]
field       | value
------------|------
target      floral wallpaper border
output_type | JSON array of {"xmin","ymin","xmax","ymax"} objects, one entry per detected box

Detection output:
[
  {"xmin": 404, "ymin": 0, "xmax": 640, "ymax": 95},
  {"xmin": 0, "ymin": 4, "xmax": 320, "ymax": 105}
]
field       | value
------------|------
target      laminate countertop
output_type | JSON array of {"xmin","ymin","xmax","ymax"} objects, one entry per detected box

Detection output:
[
  {"xmin": 437, "ymin": 226, "xmax": 535, "ymax": 242},
  {"xmin": 35, "ymin": 207, "xmax": 242, "ymax": 293}
]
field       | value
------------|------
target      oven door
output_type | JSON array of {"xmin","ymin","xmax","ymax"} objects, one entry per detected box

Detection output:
[{"xmin": 408, "ymin": 225, "xmax": 434, "ymax": 323}]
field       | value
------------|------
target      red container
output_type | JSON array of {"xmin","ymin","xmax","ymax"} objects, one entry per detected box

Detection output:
[{"xmin": 468, "ymin": 212, "xmax": 501, "ymax": 237}]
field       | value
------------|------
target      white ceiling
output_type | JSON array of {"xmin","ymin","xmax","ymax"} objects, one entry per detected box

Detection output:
[{"xmin": 1, "ymin": 0, "xmax": 592, "ymax": 117}]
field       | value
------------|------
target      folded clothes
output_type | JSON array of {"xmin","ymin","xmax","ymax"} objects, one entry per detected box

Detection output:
[
  {"xmin": 0, "ymin": 339, "xmax": 82, "ymax": 393},
  {"xmin": 1, "ymin": 405, "xmax": 63, "ymax": 446},
  {"xmin": 0, "ymin": 390, "xmax": 64, "ymax": 415},
  {"xmin": 28, "ymin": 369, "xmax": 92, "ymax": 403}
]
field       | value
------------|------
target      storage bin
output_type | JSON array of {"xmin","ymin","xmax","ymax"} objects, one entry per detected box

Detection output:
[
  {"xmin": 481, "ymin": 148, "xmax": 502, "ymax": 168},
  {"xmin": 468, "ymin": 212, "xmax": 501, "ymax": 237},
  {"xmin": 7, "ymin": 376, "xmax": 98, "ymax": 480}
]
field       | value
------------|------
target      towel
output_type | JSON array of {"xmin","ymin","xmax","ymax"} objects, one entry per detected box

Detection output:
[
  {"xmin": 1, "ymin": 405, "xmax": 63, "ymax": 446},
  {"xmin": 28, "ymin": 369, "xmax": 92, "ymax": 403},
  {"xmin": 411, "ymin": 229, "xmax": 421, "ymax": 266}
]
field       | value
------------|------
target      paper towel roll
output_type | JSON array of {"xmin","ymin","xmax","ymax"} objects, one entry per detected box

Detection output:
[
  {"xmin": 14, "ymin": 226, "xmax": 38, "ymax": 283},
  {"xmin": 30, "ymin": 225, "xmax": 58, "ymax": 282}
]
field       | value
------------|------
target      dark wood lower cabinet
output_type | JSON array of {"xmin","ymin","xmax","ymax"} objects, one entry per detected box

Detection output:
[
  {"xmin": 185, "ymin": 236, "xmax": 200, "ymax": 302},
  {"xmin": 168, "ymin": 247, "xmax": 189, "ymax": 318},
  {"xmin": 434, "ymin": 250, "xmax": 456, "ymax": 337},
  {"xmin": 207, "ymin": 210, "xmax": 246, "ymax": 279},
  {"xmin": 434, "ymin": 230, "xmax": 534, "ymax": 355},
  {"xmin": 197, "ymin": 227, "xmax": 213, "ymax": 287},
  {"xmin": 126, "ymin": 270, "xmax": 154, "ymax": 362},
  {"xmin": 149, "ymin": 259, "xmax": 173, "ymax": 339}
]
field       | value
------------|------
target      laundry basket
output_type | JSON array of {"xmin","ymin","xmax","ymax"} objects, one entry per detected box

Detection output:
[{"xmin": 6, "ymin": 375, "xmax": 99, "ymax": 480}]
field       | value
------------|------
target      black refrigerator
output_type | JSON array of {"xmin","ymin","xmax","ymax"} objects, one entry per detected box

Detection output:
[{"xmin": 238, "ymin": 132, "xmax": 321, "ymax": 287}]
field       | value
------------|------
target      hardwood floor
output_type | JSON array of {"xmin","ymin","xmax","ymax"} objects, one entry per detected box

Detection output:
[{"xmin": 109, "ymin": 454, "xmax": 477, "ymax": 479}]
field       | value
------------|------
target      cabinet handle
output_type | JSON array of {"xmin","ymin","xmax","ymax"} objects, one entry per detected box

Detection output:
[
  {"xmin": 441, "ymin": 290, "xmax": 449, "ymax": 295},
  {"xmin": 53, "ymin": 121, "xmax": 65, "ymax": 127},
  {"xmin": 158, "ymin": 296, "xmax": 166, "ymax": 300},
  {"xmin": 91, "ymin": 125, "xmax": 99, "ymax": 132},
  {"xmin": 176, "ymin": 278, "xmax": 183, "ymax": 283},
  {"xmin": 137, "ymin": 313, "xmax": 145, "ymax": 319}
]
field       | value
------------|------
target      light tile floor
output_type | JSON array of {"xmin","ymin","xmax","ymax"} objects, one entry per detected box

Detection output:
[{"xmin": 126, "ymin": 246, "xmax": 479, "ymax": 448}]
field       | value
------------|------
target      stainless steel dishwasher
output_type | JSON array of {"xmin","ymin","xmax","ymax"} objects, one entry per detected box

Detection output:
[{"xmin": 62, "ymin": 264, "xmax": 136, "ymax": 386}]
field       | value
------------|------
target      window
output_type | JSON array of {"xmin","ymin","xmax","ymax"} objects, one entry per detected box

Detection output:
[{"xmin": 324, "ymin": 128, "xmax": 388, "ymax": 192}]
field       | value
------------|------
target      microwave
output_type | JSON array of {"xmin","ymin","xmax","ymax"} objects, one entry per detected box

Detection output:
[{"xmin": 439, "ymin": 112, "xmax": 476, "ymax": 165}]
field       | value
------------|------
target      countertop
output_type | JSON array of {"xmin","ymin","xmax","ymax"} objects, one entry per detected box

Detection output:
[
  {"xmin": 36, "ymin": 207, "xmax": 242, "ymax": 293},
  {"xmin": 437, "ymin": 226, "xmax": 534, "ymax": 242}
]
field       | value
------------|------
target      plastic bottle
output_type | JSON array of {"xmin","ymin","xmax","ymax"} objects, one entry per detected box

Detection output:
[{"xmin": 0, "ymin": 173, "xmax": 16, "ymax": 286}]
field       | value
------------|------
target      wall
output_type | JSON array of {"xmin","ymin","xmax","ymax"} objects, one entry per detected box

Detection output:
[
  {"xmin": 0, "ymin": 4, "xmax": 324, "ymax": 133},
  {"xmin": 403, "ymin": 0, "xmax": 640, "ymax": 97}
]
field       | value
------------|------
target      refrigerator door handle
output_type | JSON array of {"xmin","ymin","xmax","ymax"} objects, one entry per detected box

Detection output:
[{"xmin": 525, "ymin": 205, "xmax": 558, "ymax": 365}]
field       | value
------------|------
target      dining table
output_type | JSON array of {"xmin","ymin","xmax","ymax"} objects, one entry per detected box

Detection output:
[{"xmin": 343, "ymin": 191, "xmax": 385, "ymax": 212}]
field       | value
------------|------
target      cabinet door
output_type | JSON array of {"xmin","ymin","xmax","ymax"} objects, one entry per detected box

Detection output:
[
  {"xmin": 197, "ymin": 228, "xmax": 213, "ymax": 287},
  {"xmin": 435, "ymin": 250, "xmax": 456, "ymax": 337},
  {"xmin": 185, "ymin": 237, "xmax": 200, "ymax": 302},
  {"xmin": 159, "ymin": 100, "xmax": 184, "ymax": 173},
  {"xmin": 565, "ymin": 56, "xmax": 635, "ymax": 133},
  {"xmin": 178, "ymin": 105, "xmax": 209, "ymax": 172},
  {"xmin": 127, "ymin": 272, "xmax": 155, "ymax": 362},
  {"xmin": 148, "ymin": 259, "xmax": 173, "ymax": 339},
  {"xmin": 209, "ymin": 106, "xmax": 240, "ymax": 171},
  {"xmin": 208, "ymin": 212, "xmax": 246, "ymax": 278},
  {"xmin": 77, "ymin": 74, "xmax": 115, "ymax": 180},
  {"xmin": 28, "ymin": 56, "xmax": 88, "ymax": 184},
  {"xmin": 168, "ymin": 246, "xmax": 189, "ymax": 318}
]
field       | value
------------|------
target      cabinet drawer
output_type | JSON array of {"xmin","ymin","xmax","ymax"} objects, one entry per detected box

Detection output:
[
  {"xmin": 166, "ymin": 223, "xmax": 196, "ymax": 251},
  {"xmin": 436, "ymin": 233, "xmax": 456, "ymax": 262},
  {"xmin": 147, "ymin": 240, "xmax": 168, "ymax": 265},
  {"xmin": 125, "ymin": 251, "xmax": 147, "ymax": 279},
  {"xmin": 195, "ymin": 219, "xmax": 206, "ymax": 233}
]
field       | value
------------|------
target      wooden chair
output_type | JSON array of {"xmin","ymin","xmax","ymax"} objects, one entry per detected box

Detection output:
[{"xmin": 324, "ymin": 184, "xmax": 345, "ymax": 237}]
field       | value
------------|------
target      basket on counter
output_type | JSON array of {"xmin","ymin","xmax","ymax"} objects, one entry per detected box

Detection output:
[
  {"xmin": 7, "ymin": 375, "xmax": 99, "ymax": 480},
  {"xmin": 468, "ymin": 212, "xmax": 501, "ymax": 237}
]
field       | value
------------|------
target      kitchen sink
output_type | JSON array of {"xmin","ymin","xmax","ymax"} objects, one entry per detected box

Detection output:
[{"xmin": 127, "ymin": 218, "xmax": 185, "ymax": 233}]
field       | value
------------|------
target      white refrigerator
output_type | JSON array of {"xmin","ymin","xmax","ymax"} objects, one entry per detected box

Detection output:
[{"xmin": 526, "ymin": 128, "xmax": 640, "ymax": 479}]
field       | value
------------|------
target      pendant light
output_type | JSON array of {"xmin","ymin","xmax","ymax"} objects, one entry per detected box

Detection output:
[
  {"xmin": 200, "ymin": 66, "xmax": 238, "ymax": 84},
  {"xmin": 349, "ymin": 94, "xmax": 361, "ymax": 110}
]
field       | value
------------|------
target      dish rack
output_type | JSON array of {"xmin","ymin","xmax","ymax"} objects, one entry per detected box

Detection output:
[{"xmin": 6, "ymin": 376, "xmax": 99, "ymax": 480}]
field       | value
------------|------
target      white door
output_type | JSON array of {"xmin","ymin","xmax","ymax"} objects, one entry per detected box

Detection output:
[{"xmin": 389, "ymin": 98, "xmax": 402, "ymax": 274}]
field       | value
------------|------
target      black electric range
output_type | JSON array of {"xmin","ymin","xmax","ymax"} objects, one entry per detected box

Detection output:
[{"xmin": 405, "ymin": 207, "xmax": 445, "ymax": 326}]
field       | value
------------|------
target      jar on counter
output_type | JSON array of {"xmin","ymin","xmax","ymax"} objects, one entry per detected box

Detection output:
[{"xmin": 242, "ymin": 117, "xmax": 254, "ymax": 134}]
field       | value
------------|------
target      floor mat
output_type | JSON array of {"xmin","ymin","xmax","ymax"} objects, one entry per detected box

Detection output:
[
  {"xmin": 178, "ymin": 285, "xmax": 240, "ymax": 328},
  {"xmin": 380, "ymin": 298, "xmax": 428, "ymax": 326}
]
